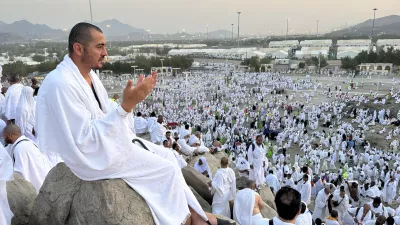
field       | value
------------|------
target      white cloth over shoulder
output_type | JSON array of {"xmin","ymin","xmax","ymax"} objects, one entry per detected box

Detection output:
[
  {"xmin": 0, "ymin": 144, "xmax": 13, "ymax": 225},
  {"xmin": 15, "ymin": 86, "xmax": 36, "ymax": 142},
  {"xmin": 4, "ymin": 83, "xmax": 23, "ymax": 120},
  {"xmin": 233, "ymin": 188, "xmax": 255, "ymax": 225},
  {"xmin": 194, "ymin": 156, "xmax": 213, "ymax": 180},
  {"xmin": 134, "ymin": 116, "xmax": 148, "ymax": 134},
  {"xmin": 11, "ymin": 136, "xmax": 52, "ymax": 193},
  {"xmin": 36, "ymin": 55, "xmax": 207, "ymax": 225},
  {"xmin": 211, "ymin": 168, "xmax": 236, "ymax": 217}
]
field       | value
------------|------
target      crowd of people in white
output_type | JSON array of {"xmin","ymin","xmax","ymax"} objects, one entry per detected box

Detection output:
[{"xmin": 1, "ymin": 22, "xmax": 400, "ymax": 225}]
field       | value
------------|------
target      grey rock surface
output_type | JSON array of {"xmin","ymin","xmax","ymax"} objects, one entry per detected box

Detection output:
[
  {"xmin": 182, "ymin": 166, "xmax": 213, "ymax": 203},
  {"xmin": 28, "ymin": 163, "xmax": 155, "ymax": 225},
  {"xmin": 7, "ymin": 176, "xmax": 37, "ymax": 225}
]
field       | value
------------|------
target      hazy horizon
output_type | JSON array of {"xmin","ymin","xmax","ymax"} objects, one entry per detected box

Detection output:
[{"xmin": 1, "ymin": 0, "xmax": 400, "ymax": 35}]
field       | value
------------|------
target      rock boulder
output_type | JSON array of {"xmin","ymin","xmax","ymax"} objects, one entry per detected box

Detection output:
[
  {"xmin": 189, "ymin": 153, "xmax": 220, "ymax": 176},
  {"xmin": 182, "ymin": 166, "xmax": 213, "ymax": 203},
  {"xmin": 189, "ymin": 186, "xmax": 211, "ymax": 213},
  {"xmin": 6, "ymin": 176, "xmax": 37, "ymax": 225},
  {"xmin": 260, "ymin": 185, "xmax": 277, "ymax": 211},
  {"xmin": 28, "ymin": 163, "xmax": 155, "ymax": 225}
]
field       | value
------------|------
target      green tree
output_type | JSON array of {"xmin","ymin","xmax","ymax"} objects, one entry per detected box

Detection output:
[
  {"xmin": 298, "ymin": 62, "xmax": 306, "ymax": 69},
  {"xmin": 260, "ymin": 57, "xmax": 272, "ymax": 64},
  {"xmin": 341, "ymin": 57, "xmax": 357, "ymax": 70},
  {"xmin": 32, "ymin": 54, "xmax": 46, "ymax": 62}
]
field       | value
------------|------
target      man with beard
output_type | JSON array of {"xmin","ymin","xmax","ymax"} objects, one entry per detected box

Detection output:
[
  {"xmin": 248, "ymin": 135, "xmax": 267, "ymax": 187},
  {"xmin": 36, "ymin": 23, "xmax": 228, "ymax": 225}
]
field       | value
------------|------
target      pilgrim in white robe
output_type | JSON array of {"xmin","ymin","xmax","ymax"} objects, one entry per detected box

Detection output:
[
  {"xmin": 194, "ymin": 156, "xmax": 213, "ymax": 179},
  {"xmin": 0, "ymin": 144, "xmax": 13, "ymax": 225},
  {"xmin": 234, "ymin": 188, "xmax": 269, "ymax": 225},
  {"xmin": 172, "ymin": 150, "xmax": 187, "ymax": 169},
  {"xmin": 11, "ymin": 135, "xmax": 52, "ymax": 193},
  {"xmin": 313, "ymin": 189, "xmax": 330, "ymax": 221},
  {"xmin": 133, "ymin": 116, "xmax": 148, "ymax": 134},
  {"xmin": 296, "ymin": 205, "xmax": 313, "ymax": 225},
  {"xmin": 265, "ymin": 173, "xmax": 280, "ymax": 194},
  {"xmin": 299, "ymin": 180, "xmax": 312, "ymax": 205},
  {"xmin": 332, "ymin": 193, "xmax": 349, "ymax": 220},
  {"xmin": 177, "ymin": 138, "xmax": 196, "ymax": 156},
  {"xmin": 248, "ymin": 143, "xmax": 267, "ymax": 187},
  {"xmin": 36, "ymin": 55, "xmax": 208, "ymax": 225},
  {"xmin": 211, "ymin": 167, "xmax": 236, "ymax": 217},
  {"xmin": 4, "ymin": 83, "xmax": 23, "ymax": 121},
  {"xmin": 382, "ymin": 179, "xmax": 397, "ymax": 204},
  {"xmin": 15, "ymin": 86, "xmax": 36, "ymax": 142},
  {"xmin": 150, "ymin": 121, "xmax": 166, "ymax": 144}
]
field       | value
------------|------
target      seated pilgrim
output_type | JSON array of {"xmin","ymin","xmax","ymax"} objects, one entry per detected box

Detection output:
[
  {"xmin": 4, "ymin": 124, "xmax": 52, "ymax": 194},
  {"xmin": 35, "ymin": 22, "xmax": 236, "ymax": 225}
]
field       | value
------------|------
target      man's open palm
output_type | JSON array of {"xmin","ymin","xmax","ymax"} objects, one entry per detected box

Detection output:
[{"xmin": 121, "ymin": 71, "xmax": 157, "ymax": 112}]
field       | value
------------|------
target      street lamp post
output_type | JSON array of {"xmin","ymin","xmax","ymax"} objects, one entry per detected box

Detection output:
[
  {"xmin": 317, "ymin": 20, "xmax": 319, "ymax": 36},
  {"xmin": 88, "ymin": 0, "xmax": 93, "ymax": 22},
  {"xmin": 286, "ymin": 18, "xmax": 289, "ymax": 38},
  {"xmin": 371, "ymin": 8, "xmax": 378, "ymax": 39},
  {"xmin": 231, "ymin": 24, "xmax": 234, "ymax": 42},
  {"xmin": 131, "ymin": 66, "xmax": 138, "ymax": 78},
  {"xmin": 106, "ymin": 25, "xmax": 111, "ymax": 49},
  {"xmin": 206, "ymin": 25, "xmax": 209, "ymax": 41},
  {"xmin": 237, "ymin": 12, "xmax": 241, "ymax": 47},
  {"xmin": 160, "ymin": 58, "xmax": 165, "ymax": 81}
]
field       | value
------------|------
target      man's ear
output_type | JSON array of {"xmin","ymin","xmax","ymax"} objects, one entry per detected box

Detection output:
[{"xmin": 73, "ymin": 43, "xmax": 83, "ymax": 56}]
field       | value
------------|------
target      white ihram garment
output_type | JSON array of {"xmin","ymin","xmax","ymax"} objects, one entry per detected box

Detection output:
[
  {"xmin": 4, "ymin": 83, "xmax": 23, "ymax": 120},
  {"xmin": 234, "ymin": 188, "xmax": 269, "ymax": 225},
  {"xmin": 313, "ymin": 189, "xmax": 329, "ymax": 221},
  {"xmin": 211, "ymin": 168, "xmax": 236, "ymax": 217},
  {"xmin": 134, "ymin": 116, "xmax": 148, "ymax": 134},
  {"xmin": 0, "ymin": 144, "xmax": 14, "ymax": 225},
  {"xmin": 35, "ymin": 55, "xmax": 207, "ymax": 225},
  {"xmin": 194, "ymin": 156, "xmax": 213, "ymax": 179},
  {"xmin": 11, "ymin": 135, "xmax": 52, "ymax": 193},
  {"xmin": 248, "ymin": 143, "xmax": 266, "ymax": 187},
  {"xmin": 15, "ymin": 86, "xmax": 36, "ymax": 142}
]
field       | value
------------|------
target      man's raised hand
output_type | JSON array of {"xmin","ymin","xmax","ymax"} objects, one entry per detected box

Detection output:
[{"xmin": 121, "ymin": 71, "xmax": 157, "ymax": 112}]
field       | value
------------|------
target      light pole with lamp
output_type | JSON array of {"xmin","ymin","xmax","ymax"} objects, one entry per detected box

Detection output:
[
  {"xmin": 131, "ymin": 65, "xmax": 138, "ymax": 78},
  {"xmin": 88, "ymin": 0, "xmax": 93, "ymax": 22},
  {"xmin": 237, "ymin": 12, "xmax": 241, "ymax": 47},
  {"xmin": 231, "ymin": 24, "xmax": 234, "ymax": 43},
  {"xmin": 206, "ymin": 25, "xmax": 209, "ymax": 41},
  {"xmin": 160, "ymin": 58, "xmax": 165, "ymax": 81},
  {"xmin": 106, "ymin": 25, "xmax": 111, "ymax": 49}
]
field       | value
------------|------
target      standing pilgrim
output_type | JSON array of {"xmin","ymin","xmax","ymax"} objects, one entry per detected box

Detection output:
[
  {"xmin": 36, "ymin": 23, "xmax": 228, "ymax": 225},
  {"xmin": 15, "ymin": 86, "xmax": 36, "ymax": 142},
  {"xmin": 248, "ymin": 135, "xmax": 267, "ymax": 187},
  {"xmin": 313, "ymin": 186, "xmax": 331, "ymax": 222},
  {"xmin": 4, "ymin": 74, "xmax": 23, "ymax": 124},
  {"xmin": 209, "ymin": 157, "xmax": 236, "ymax": 217}
]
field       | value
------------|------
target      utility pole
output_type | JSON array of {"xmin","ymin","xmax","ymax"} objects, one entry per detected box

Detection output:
[
  {"xmin": 237, "ymin": 12, "xmax": 241, "ymax": 47},
  {"xmin": 317, "ymin": 20, "xmax": 319, "ymax": 36},
  {"xmin": 88, "ymin": 0, "xmax": 93, "ymax": 22},
  {"xmin": 231, "ymin": 24, "xmax": 234, "ymax": 42}
]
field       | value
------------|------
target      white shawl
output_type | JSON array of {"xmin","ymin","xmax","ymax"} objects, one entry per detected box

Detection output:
[
  {"xmin": 15, "ymin": 86, "xmax": 36, "ymax": 141},
  {"xmin": 4, "ymin": 83, "xmax": 23, "ymax": 120},
  {"xmin": 194, "ymin": 156, "xmax": 213, "ymax": 180},
  {"xmin": 233, "ymin": 188, "xmax": 256, "ymax": 225}
]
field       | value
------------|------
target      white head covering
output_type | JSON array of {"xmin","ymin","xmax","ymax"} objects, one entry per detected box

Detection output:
[
  {"xmin": 194, "ymin": 156, "xmax": 212, "ymax": 179},
  {"xmin": 15, "ymin": 86, "xmax": 36, "ymax": 138}
]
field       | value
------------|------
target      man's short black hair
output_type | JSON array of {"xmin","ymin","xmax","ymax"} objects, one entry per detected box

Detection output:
[
  {"xmin": 8, "ymin": 73, "xmax": 20, "ymax": 83},
  {"xmin": 163, "ymin": 140, "xmax": 168, "ymax": 145},
  {"xmin": 275, "ymin": 187, "xmax": 301, "ymax": 220},
  {"xmin": 373, "ymin": 197, "xmax": 382, "ymax": 205},
  {"xmin": 172, "ymin": 143, "xmax": 178, "ymax": 150},
  {"xmin": 150, "ymin": 111, "xmax": 156, "ymax": 117},
  {"xmin": 387, "ymin": 216, "xmax": 395, "ymax": 225},
  {"xmin": 300, "ymin": 202, "xmax": 307, "ymax": 213},
  {"xmin": 331, "ymin": 209, "xmax": 338, "ymax": 218},
  {"xmin": 185, "ymin": 124, "xmax": 190, "ymax": 129},
  {"xmin": 68, "ymin": 22, "xmax": 103, "ymax": 54},
  {"xmin": 136, "ymin": 112, "xmax": 142, "ymax": 117}
]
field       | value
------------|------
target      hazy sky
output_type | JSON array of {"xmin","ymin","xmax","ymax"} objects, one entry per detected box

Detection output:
[{"xmin": 1, "ymin": 0, "xmax": 399, "ymax": 35}]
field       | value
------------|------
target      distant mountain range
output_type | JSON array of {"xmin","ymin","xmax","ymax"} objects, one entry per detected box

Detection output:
[
  {"xmin": 0, "ymin": 19, "xmax": 235, "ymax": 43},
  {"xmin": 327, "ymin": 15, "xmax": 400, "ymax": 37}
]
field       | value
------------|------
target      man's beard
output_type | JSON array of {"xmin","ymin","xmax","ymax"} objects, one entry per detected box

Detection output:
[{"xmin": 82, "ymin": 48, "xmax": 104, "ymax": 70}]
